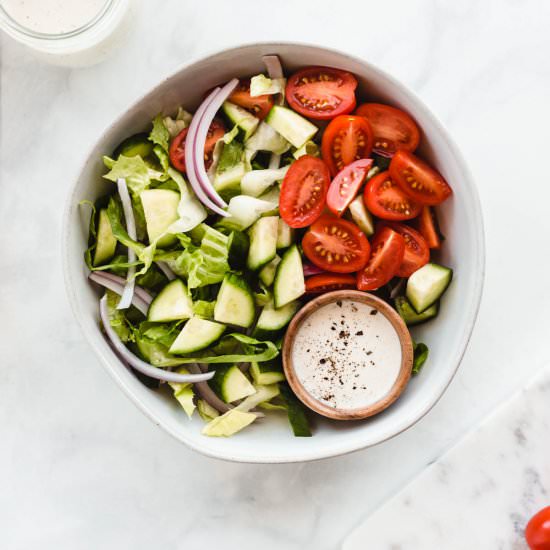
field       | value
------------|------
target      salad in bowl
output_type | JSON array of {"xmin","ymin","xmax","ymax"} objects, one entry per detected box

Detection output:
[{"xmin": 82, "ymin": 53, "xmax": 455, "ymax": 440}]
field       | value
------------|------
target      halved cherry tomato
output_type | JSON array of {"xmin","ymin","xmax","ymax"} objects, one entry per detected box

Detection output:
[
  {"xmin": 417, "ymin": 206, "xmax": 442, "ymax": 249},
  {"xmin": 321, "ymin": 115, "xmax": 374, "ymax": 176},
  {"xmin": 357, "ymin": 226, "xmax": 405, "ymax": 290},
  {"xmin": 228, "ymin": 79, "xmax": 273, "ymax": 119},
  {"xmin": 286, "ymin": 66, "xmax": 357, "ymax": 120},
  {"xmin": 389, "ymin": 150, "xmax": 452, "ymax": 205},
  {"xmin": 302, "ymin": 215, "xmax": 370, "ymax": 273},
  {"xmin": 355, "ymin": 103, "xmax": 420, "ymax": 157},
  {"xmin": 380, "ymin": 222, "xmax": 429, "ymax": 277},
  {"xmin": 279, "ymin": 155, "xmax": 330, "ymax": 228},
  {"xmin": 525, "ymin": 506, "xmax": 550, "ymax": 550},
  {"xmin": 305, "ymin": 273, "xmax": 357, "ymax": 293},
  {"xmin": 364, "ymin": 171, "xmax": 422, "ymax": 221},
  {"xmin": 326, "ymin": 158, "xmax": 373, "ymax": 217},
  {"xmin": 169, "ymin": 119, "xmax": 225, "ymax": 173}
]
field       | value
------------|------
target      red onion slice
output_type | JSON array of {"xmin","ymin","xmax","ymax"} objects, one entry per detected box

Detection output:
[
  {"xmin": 156, "ymin": 261, "xmax": 176, "ymax": 281},
  {"xmin": 263, "ymin": 54, "xmax": 284, "ymax": 81},
  {"xmin": 184, "ymin": 88, "xmax": 229, "ymax": 217},
  {"xmin": 302, "ymin": 262, "xmax": 326, "ymax": 277},
  {"xmin": 94, "ymin": 271, "xmax": 152, "ymax": 305},
  {"xmin": 99, "ymin": 295, "xmax": 214, "ymax": 384},
  {"xmin": 192, "ymin": 78, "xmax": 239, "ymax": 208},
  {"xmin": 116, "ymin": 178, "xmax": 136, "ymax": 310},
  {"xmin": 89, "ymin": 272, "xmax": 150, "ymax": 316}
]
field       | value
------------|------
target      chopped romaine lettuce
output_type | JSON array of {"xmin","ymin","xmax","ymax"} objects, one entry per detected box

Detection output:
[
  {"xmin": 240, "ymin": 165, "xmax": 289, "ymax": 197},
  {"xmin": 103, "ymin": 155, "xmax": 164, "ymax": 195},
  {"xmin": 163, "ymin": 107, "xmax": 193, "ymax": 138},
  {"xmin": 250, "ymin": 74, "xmax": 285, "ymax": 97},
  {"xmin": 413, "ymin": 342, "xmax": 429, "ymax": 374},
  {"xmin": 149, "ymin": 114, "xmax": 170, "ymax": 151}
]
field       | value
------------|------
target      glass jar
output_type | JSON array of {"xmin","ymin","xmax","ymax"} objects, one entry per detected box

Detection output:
[{"xmin": 0, "ymin": 0, "xmax": 135, "ymax": 67}]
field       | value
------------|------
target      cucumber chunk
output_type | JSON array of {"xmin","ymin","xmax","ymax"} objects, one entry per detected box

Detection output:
[
  {"xmin": 254, "ymin": 300, "xmax": 299, "ymax": 340},
  {"xmin": 214, "ymin": 163, "xmax": 246, "ymax": 199},
  {"xmin": 266, "ymin": 105, "xmax": 318, "ymax": 148},
  {"xmin": 147, "ymin": 279, "xmax": 193, "ymax": 322},
  {"xmin": 140, "ymin": 188, "xmax": 180, "ymax": 248},
  {"xmin": 276, "ymin": 218, "xmax": 295, "ymax": 249},
  {"xmin": 406, "ymin": 263, "xmax": 453, "ymax": 313},
  {"xmin": 169, "ymin": 317, "xmax": 226, "ymax": 354},
  {"xmin": 273, "ymin": 245, "xmax": 305, "ymax": 308},
  {"xmin": 113, "ymin": 133, "xmax": 153, "ymax": 159},
  {"xmin": 250, "ymin": 360, "xmax": 286, "ymax": 385},
  {"xmin": 93, "ymin": 208, "xmax": 117, "ymax": 266},
  {"xmin": 259, "ymin": 255, "xmax": 281, "ymax": 287},
  {"xmin": 247, "ymin": 216, "xmax": 279, "ymax": 271},
  {"xmin": 202, "ymin": 409, "xmax": 256, "ymax": 437},
  {"xmin": 214, "ymin": 273, "xmax": 255, "ymax": 328},
  {"xmin": 394, "ymin": 296, "xmax": 439, "ymax": 326},
  {"xmin": 222, "ymin": 101, "xmax": 259, "ymax": 140},
  {"xmin": 348, "ymin": 196, "xmax": 375, "ymax": 237},
  {"xmin": 209, "ymin": 364, "xmax": 256, "ymax": 403}
]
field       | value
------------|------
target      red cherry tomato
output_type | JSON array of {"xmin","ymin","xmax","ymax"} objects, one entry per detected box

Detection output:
[
  {"xmin": 355, "ymin": 103, "xmax": 420, "ymax": 157},
  {"xmin": 302, "ymin": 215, "xmax": 371, "ymax": 273},
  {"xmin": 169, "ymin": 119, "xmax": 225, "ymax": 173},
  {"xmin": 326, "ymin": 158, "xmax": 373, "ymax": 217},
  {"xmin": 356, "ymin": 226, "xmax": 405, "ymax": 290},
  {"xmin": 417, "ymin": 206, "xmax": 442, "ymax": 249},
  {"xmin": 286, "ymin": 66, "xmax": 357, "ymax": 120},
  {"xmin": 364, "ymin": 171, "xmax": 422, "ymax": 221},
  {"xmin": 279, "ymin": 155, "xmax": 330, "ymax": 228},
  {"xmin": 526, "ymin": 506, "xmax": 550, "ymax": 550},
  {"xmin": 379, "ymin": 222, "xmax": 430, "ymax": 277},
  {"xmin": 305, "ymin": 273, "xmax": 357, "ymax": 293},
  {"xmin": 389, "ymin": 150, "xmax": 452, "ymax": 206},
  {"xmin": 321, "ymin": 115, "xmax": 374, "ymax": 176},
  {"xmin": 228, "ymin": 79, "xmax": 274, "ymax": 119}
]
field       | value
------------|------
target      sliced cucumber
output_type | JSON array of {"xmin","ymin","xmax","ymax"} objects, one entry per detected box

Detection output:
[
  {"xmin": 273, "ymin": 245, "xmax": 305, "ymax": 308},
  {"xmin": 214, "ymin": 162, "xmax": 245, "ymax": 198},
  {"xmin": 255, "ymin": 300, "xmax": 299, "ymax": 340},
  {"xmin": 140, "ymin": 188, "xmax": 180, "ymax": 248},
  {"xmin": 394, "ymin": 296, "xmax": 439, "ymax": 326},
  {"xmin": 214, "ymin": 273, "xmax": 255, "ymax": 328},
  {"xmin": 202, "ymin": 409, "xmax": 256, "ymax": 437},
  {"xmin": 247, "ymin": 216, "xmax": 278, "ymax": 271},
  {"xmin": 348, "ymin": 196, "xmax": 375, "ymax": 237},
  {"xmin": 169, "ymin": 317, "xmax": 226, "ymax": 355},
  {"xmin": 147, "ymin": 279, "xmax": 193, "ymax": 322},
  {"xmin": 259, "ymin": 255, "xmax": 281, "ymax": 287},
  {"xmin": 266, "ymin": 105, "xmax": 318, "ymax": 148},
  {"xmin": 209, "ymin": 364, "xmax": 256, "ymax": 403},
  {"xmin": 93, "ymin": 208, "xmax": 117, "ymax": 266},
  {"xmin": 251, "ymin": 360, "xmax": 285, "ymax": 385},
  {"xmin": 113, "ymin": 132, "xmax": 153, "ymax": 159},
  {"xmin": 406, "ymin": 263, "xmax": 453, "ymax": 313},
  {"xmin": 276, "ymin": 218, "xmax": 294, "ymax": 249},
  {"xmin": 222, "ymin": 101, "xmax": 259, "ymax": 140}
]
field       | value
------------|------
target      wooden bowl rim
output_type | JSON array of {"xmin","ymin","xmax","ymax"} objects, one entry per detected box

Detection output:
[{"xmin": 282, "ymin": 290, "xmax": 414, "ymax": 421}]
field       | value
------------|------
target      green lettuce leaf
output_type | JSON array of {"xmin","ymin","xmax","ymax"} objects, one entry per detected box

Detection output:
[
  {"xmin": 106, "ymin": 290, "xmax": 134, "ymax": 343},
  {"xmin": 217, "ymin": 139, "xmax": 244, "ymax": 173},
  {"xmin": 149, "ymin": 114, "xmax": 170, "ymax": 151},
  {"xmin": 163, "ymin": 107, "xmax": 192, "ymax": 138},
  {"xmin": 250, "ymin": 74, "xmax": 285, "ymax": 97},
  {"xmin": 412, "ymin": 342, "xmax": 429, "ymax": 374},
  {"xmin": 192, "ymin": 300, "xmax": 216, "ymax": 319},
  {"xmin": 103, "ymin": 154, "xmax": 164, "ymax": 194},
  {"xmin": 105, "ymin": 197, "xmax": 145, "ymax": 256}
]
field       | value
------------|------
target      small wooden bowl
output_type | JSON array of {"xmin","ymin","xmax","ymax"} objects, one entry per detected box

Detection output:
[{"xmin": 282, "ymin": 290, "xmax": 414, "ymax": 421}]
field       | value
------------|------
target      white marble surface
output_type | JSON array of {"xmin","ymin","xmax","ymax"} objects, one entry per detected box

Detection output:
[
  {"xmin": 344, "ymin": 366, "xmax": 550, "ymax": 549},
  {"xmin": 1, "ymin": 1, "xmax": 550, "ymax": 548}
]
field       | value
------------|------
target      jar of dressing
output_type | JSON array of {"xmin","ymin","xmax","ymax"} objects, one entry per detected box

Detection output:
[{"xmin": 0, "ymin": 0, "xmax": 134, "ymax": 67}]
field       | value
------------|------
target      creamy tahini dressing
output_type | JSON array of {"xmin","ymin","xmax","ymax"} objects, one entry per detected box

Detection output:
[
  {"xmin": 292, "ymin": 300, "xmax": 402, "ymax": 410},
  {"xmin": 3, "ymin": 0, "xmax": 108, "ymax": 34}
]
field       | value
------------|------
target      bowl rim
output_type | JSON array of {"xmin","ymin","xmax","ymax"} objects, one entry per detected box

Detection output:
[{"xmin": 62, "ymin": 40, "xmax": 485, "ymax": 463}]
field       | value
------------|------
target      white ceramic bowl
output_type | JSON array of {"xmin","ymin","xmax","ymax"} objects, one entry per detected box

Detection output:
[{"xmin": 63, "ymin": 42, "xmax": 485, "ymax": 463}]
